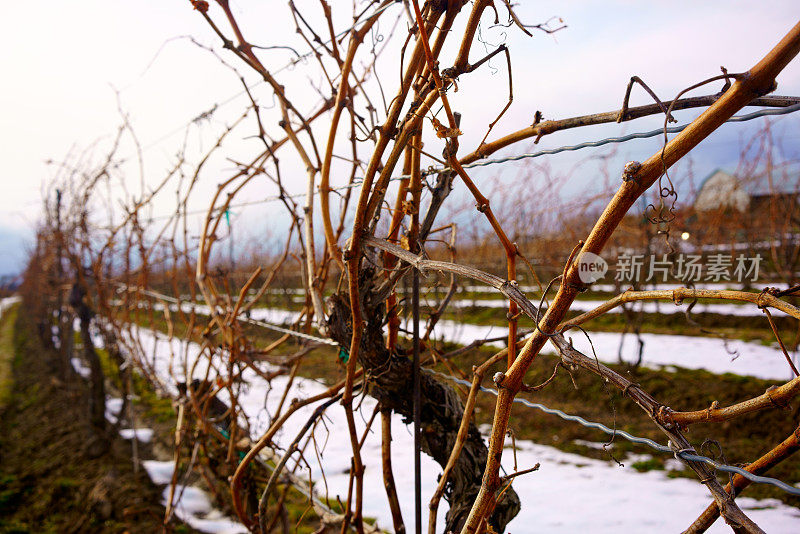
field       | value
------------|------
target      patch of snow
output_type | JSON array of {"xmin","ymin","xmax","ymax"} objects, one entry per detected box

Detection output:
[
  {"xmin": 573, "ymin": 439, "xmax": 612, "ymax": 450},
  {"xmin": 70, "ymin": 357, "xmax": 91, "ymax": 379},
  {"xmin": 143, "ymin": 460, "xmax": 175, "ymax": 485},
  {"xmin": 665, "ymin": 458, "xmax": 686, "ymax": 471},
  {"xmin": 228, "ymin": 306, "xmax": 799, "ymax": 381},
  {"xmin": 0, "ymin": 296, "xmax": 20, "ymax": 318},
  {"xmin": 164, "ymin": 485, "xmax": 248, "ymax": 534},
  {"xmin": 51, "ymin": 325, "xmax": 60, "ymax": 349},
  {"xmin": 169, "ymin": 485, "xmax": 211, "ymax": 515},
  {"xmin": 420, "ymin": 318, "xmax": 799, "ymax": 381},
  {"xmin": 624, "ymin": 452, "xmax": 654, "ymax": 465},
  {"xmin": 461, "ymin": 282, "xmax": 779, "ymax": 294},
  {"xmin": 504, "ymin": 441, "xmax": 800, "ymax": 533},
  {"xmin": 139, "ymin": 299, "xmax": 800, "ymax": 382},
  {"xmin": 142, "ymin": 444, "xmax": 247, "ymax": 533},
  {"xmin": 141, "ymin": 464, "xmax": 249, "ymax": 534},
  {"xmin": 105, "ymin": 397, "xmax": 122, "ymax": 424},
  {"xmin": 448, "ymin": 297, "xmax": 788, "ymax": 317},
  {"xmin": 119, "ymin": 427, "xmax": 154, "ymax": 443}
]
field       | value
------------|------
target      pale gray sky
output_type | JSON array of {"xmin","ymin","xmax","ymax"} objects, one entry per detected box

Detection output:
[{"xmin": 1, "ymin": 1, "xmax": 800, "ymax": 274}]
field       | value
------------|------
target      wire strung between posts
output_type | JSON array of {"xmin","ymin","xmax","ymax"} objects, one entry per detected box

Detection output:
[
  {"xmin": 425, "ymin": 368, "xmax": 800, "ymax": 497},
  {"xmin": 444, "ymin": 102, "xmax": 800, "ymax": 173},
  {"xmin": 115, "ymin": 284, "xmax": 338, "ymax": 346},
  {"xmin": 241, "ymin": 315, "xmax": 339, "ymax": 346},
  {"xmin": 172, "ymin": 101, "xmax": 800, "ymax": 220},
  {"xmin": 143, "ymin": 179, "xmax": 369, "ymax": 221}
]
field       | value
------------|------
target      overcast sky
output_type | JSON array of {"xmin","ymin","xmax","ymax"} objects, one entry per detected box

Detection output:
[{"xmin": 1, "ymin": 1, "xmax": 800, "ymax": 275}]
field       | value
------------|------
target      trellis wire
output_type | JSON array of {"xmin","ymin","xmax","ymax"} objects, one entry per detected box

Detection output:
[
  {"xmin": 115, "ymin": 284, "xmax": 338, "ymax": 346},
  {"xmin": 158, "ymin": 101, "xmax": 800, "ymax": 221},
  {"xmin": 421, "ymin": 101, "xmax": 800, "ymax": 175},
  {"xmin": 425, "ymin": 368, "xmax": 800, "ymax": 497}
]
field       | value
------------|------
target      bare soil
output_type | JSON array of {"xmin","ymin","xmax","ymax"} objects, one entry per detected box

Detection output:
[{"xmin": 0, "ymin": 306, "xmax": 195, "ymax": 534}]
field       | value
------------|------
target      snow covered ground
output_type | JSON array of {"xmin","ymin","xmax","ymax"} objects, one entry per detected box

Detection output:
[
  {"xmin": 142, "ymin": 460, "xmax": 247, "ymax": 534},
  {"xmin": 283, "ymin": 294, "xmax": 788, "ymax": 317},
  {"xmin": 236, "ymin": 306, "xmax": 800, "ymax": 382},
  {"xmin": 118, "ymin": 324, "xmax": 800, "ymax": 533},
  {"xmin": 144, "ymin": 300, "xmax": 800, "ymax": 381},
  {"xmin": 426, "ymin": 318, "xmax": 800, "ymax": 382},
  {"xmin": 99, "ymin": 296, "xmax": 800, "ymax": 531},
  {"xmin": 446, "ymin": 297, "xmax": 789, "ymax": 317},
  {"xmin": 460, "ymin": 282, "xmax": 780, "ymax": 294}
]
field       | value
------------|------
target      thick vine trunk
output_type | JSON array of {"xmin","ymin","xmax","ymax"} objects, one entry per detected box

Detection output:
[
  {"xmin": 70, "ymin": 283, "xmax": 109, "ymax": 456},
  {"xmin": 327, "ymin": 292, "xmax": 520, "ymax": 533}
]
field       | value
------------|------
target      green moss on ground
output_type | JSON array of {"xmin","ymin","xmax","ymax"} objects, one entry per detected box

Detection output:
[{"xmin": 0, "ymin": 302, "xmax": 19, "ymax": 411}]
